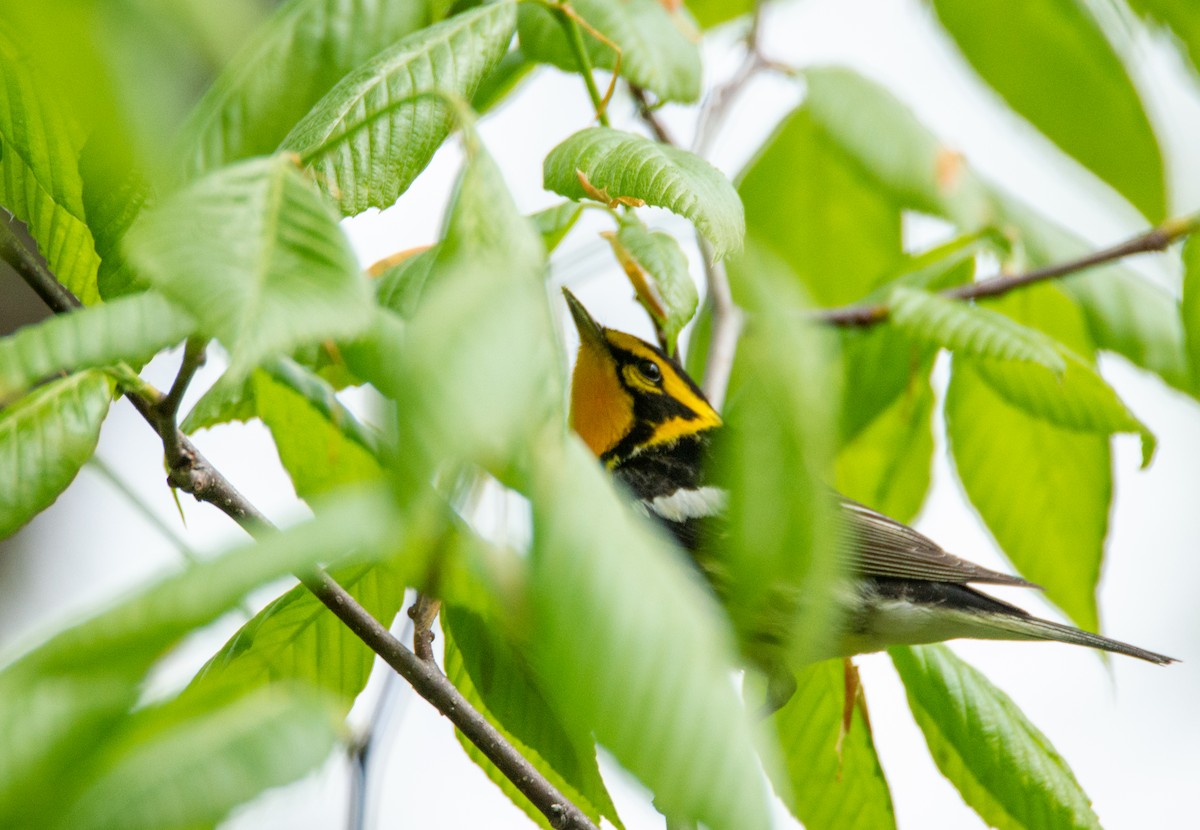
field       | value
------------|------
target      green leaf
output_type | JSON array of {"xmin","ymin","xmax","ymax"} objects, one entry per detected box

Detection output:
[
  {"xmin": 713, "ymin": 245, "xmax": 841, "ymax": 670},
  {"xmin": 192, "ymin": 559, "xmax": 408, "ymax": 713},
  {"xmin": 801, "ymin": 67, "xmax": 1191, "ymax": 394},
  {"xmin": 400, "ymin": 132, "xmax": 558, "ymax": 475},
  {"xmin": 0, "ymin": 672, "xmax": 132, "ymax": 828},
  {"xmin": 58, "ymin": 686, "xmax": 341, "ymax": 830},
  {"xmin": 946, "ymin": 358, "xmax": 1107, "ymax": 632},
  {"xmin": 836, "ymin": 239, "xmax": 978, "ymax": 442},
  {"xmin": 930, "ymin": 0, "xmax": 1165, "ymax": 220},
  {"xmin": 801, "ymin": 67, "xmax": 996, "ymax": 227},
  {"xmin": 770, "ymin": 661, "xmax": 895, "ymax": 830},
  {"xmin": 735, "ymin": 107, "xmax": 903, "ymax": 307},
  {"xmin": 125, "ymin": 155, "xmax": 371, "ymax": 382},
  {"xmin": 15, "ymin": 488, "xmax": 399, "ymax": 679},
  {"xmin": 997, "ymin": 197, "xmax": 1192, "ymax": 393},
  {"xmin": 610, "ymin": 217, "xmax": 698, "ymax": 355},
  {"xmin": 544, "ymin": 127, "xmax": 744, "ymax": 258},
  {"xmin": 527, "ymin": 442, "xmax": 773, "ymax": 830},
  {"xmin": 835, "ymin": 370, "xmax": 935, "ymax": 526},
  {"xmin": 685, "ymin": 0, "xmax": 754, "ymax": 30},
  {"xmin": 892, "ymin": 645, "xmax": 1101, "ymax": 830},
  {"xmin": 375, "ymin": 247, "xmax": 440, "ymax": 319},
  {"xmin": 972, "ymin": 287, "xmax": 1154, "ymax": 464},
  {"xmin": 180, "ymin": 370, "xmax": 258, "ymax": 433},
  {"xmin": 79, "ymin": 137, "xmax": 150, "ymax": 300},
  {"xmin": 0, "ymin": 293, "xmax": 195, "ymax": 401},
  {"xmin": 0, "ymin": 370, "xmax": 112, "ymax": 541},
  {"xmin": 887, "ymin": 287, "xmax": 1067, "ymax": 372},
  {"xmin": 0, "ymin": 27, "xmax": 100, "ymax": 303},
  {"xmin": 180, "ymin": 0, "xmax": 435, "ymax": 176},
  {"xmin": 471, "ymin": 46, "xmax": 537, "ymax": 114},
  {"xmin": 0, "ymin": 488, "xmax": 396, "ymax": 824},
  {"xmin": 517, "ymin": 0, "xmax": 701, "ymax": 103},
  {"xmin": 978, "ymin": 355, "xmax": 1154, "ymax": 465},
  {"xmin": 1183, "ymin": 236, "xmax": 1200, "ymax": 391},
  {"xmin": 442, "ymin": 606, "xmax": 621, "ymax": 829},
  {"xmin": 530, "ymin": 201, "xmax": 583, "ymax": 254},
  {"xmin": 253, "ymin": 367, "xmax": 382, "ymax": 502},
  {"xmin": 282, "ymin": 3, "xmax": 517, "ymax": 215},
  {"xmin": 1128, "ymin": 0, "xmax": 1200, "ymax": 76}
]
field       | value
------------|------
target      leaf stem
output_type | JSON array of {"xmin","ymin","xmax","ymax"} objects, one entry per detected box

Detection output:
[
  {"xmin": 814, "ymin": 214, "xmax": 1200, "ymax": 328},
  {"xmin": 555, "ymin": 4, "xmax": 611, "ymax": 127},
  {"xmin": 1, "ymin": 223, "xmax": 601, "ymax": 830}
]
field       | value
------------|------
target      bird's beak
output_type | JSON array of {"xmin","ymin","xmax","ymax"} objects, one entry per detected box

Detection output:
[{"xmin": 562, "ymin": 287, "xmax": 605, "ymax": 348}]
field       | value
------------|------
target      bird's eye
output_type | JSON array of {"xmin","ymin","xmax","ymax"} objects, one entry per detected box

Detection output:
[{"xmin": 637, "ymin": 359, "xmax": 662, "ymax": 383}]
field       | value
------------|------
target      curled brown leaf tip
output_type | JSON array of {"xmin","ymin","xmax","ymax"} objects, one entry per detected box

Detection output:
[{"xmin": 575, "ymin": 169, "xmax": 645, "ymax": 208}]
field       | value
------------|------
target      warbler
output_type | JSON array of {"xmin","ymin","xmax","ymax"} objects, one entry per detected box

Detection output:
[{"xmin": 563, "ymin": 288, "xmax": 1175, "ymax": 670}]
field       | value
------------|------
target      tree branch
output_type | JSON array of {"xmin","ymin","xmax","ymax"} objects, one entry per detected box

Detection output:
[
  {"xmin": 0, "ymin": 222, "xmax": 600, "ymax": 830},
  {"xmin": 1, "ymin": 215, "xmax": 80, "ymax": 314},
  {"xmin": 813, "ymin": 214, "xmax": 1200, "ymax": 328},
  {"xmin": 157, "ymin": 336, "xmax": 208, "ymax": 469},
  {"xmin": 697, "ymin": 240, "xmax": 741, "ymax": 410}
]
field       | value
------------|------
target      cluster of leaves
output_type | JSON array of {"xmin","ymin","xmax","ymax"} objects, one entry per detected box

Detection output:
[{"xmin": 0, "ymin": 0, "xmax": 1196, "ymax": 828}]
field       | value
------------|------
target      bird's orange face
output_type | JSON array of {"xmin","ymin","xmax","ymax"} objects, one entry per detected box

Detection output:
[{"xmin": 564, "ymin": 290, "xmax": 721, "ymax": 465}]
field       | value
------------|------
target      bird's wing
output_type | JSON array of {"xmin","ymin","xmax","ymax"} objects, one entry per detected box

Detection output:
[{"xmin": 838, "ymin": 498, "xmax": 1037, "ymax": 588}]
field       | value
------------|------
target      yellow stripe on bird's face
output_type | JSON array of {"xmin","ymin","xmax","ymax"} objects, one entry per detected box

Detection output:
[{"xmin": 564, "ymin": 289, "xmax": 720, "ymax": 464}]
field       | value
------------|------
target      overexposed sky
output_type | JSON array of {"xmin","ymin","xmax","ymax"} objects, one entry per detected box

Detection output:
[{"xmin": 3, "ymin": 1, "xmax": 1197, "ymax": 828}]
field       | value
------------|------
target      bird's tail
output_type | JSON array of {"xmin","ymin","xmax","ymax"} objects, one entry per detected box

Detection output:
[{"xmin": 985, "ymin": 614, "xmax": 1177, "ymax": 665}]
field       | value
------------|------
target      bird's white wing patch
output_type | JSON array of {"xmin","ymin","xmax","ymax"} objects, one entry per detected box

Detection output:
[{"xmin": 643, "ymin": 486, "xmax": 729, "ymax": 522}]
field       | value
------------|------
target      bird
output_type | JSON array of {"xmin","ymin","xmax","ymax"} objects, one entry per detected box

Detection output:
[{"xmin": 562, "ymin": 287, "xmax": 1176, "ymax": 681}]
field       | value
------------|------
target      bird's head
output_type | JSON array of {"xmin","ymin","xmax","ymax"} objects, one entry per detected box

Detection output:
[{"xmin": 563, "ymin": 288, "xmax": 721, "ymax": 466}]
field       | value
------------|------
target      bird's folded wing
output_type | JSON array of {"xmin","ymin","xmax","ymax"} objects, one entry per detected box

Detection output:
[{"xmin": 838, "ymin": 498, "xmax": 1037, "ymax": 588}]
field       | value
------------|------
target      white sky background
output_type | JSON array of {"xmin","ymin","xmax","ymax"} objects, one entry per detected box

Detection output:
[{"xmin": 2, "ymin": 0, "xmax": 1198, "ymax": 828}]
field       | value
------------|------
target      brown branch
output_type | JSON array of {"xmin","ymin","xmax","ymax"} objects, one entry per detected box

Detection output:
[
  {"xmin": 814, "ymin": 215, "xmax": 1200, "ymax": 328},
  {"xmin": 158, "ymin": 336, "xmax": 207, "ymax": 469},
  {"xmin": 0, "ymin": 219, "xmax": 599, "ymax": 830},
  {"xmin": 407, "ymin": 592, "xmax": 442, "ymax": 662},
  {"xmin": 629, "ymin": 85, "xmax": 678, "ymax": 145}
]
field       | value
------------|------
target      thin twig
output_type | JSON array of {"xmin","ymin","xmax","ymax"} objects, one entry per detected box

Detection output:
[
  {"xmin": 158, "ymin": 337, "xmax": 207, "ymax": 468},
  {"xmin": 0, "ymin": 223, "xmax": 600, "ymax": 830},
  {"xmin": 629, "ymin": 85, "xmax": 677, "ymax": 145},
  {"xmin": 698, "ymin": 240, "xmax": 741, "ymax": 410},
  {"xmin": 347, "ymin": 615, "xmax": 415, "ymax": 830},
  {"xmin": 813, "ymin": 214, "xmax": 1200, "ymax": 328},
  {"xmin": 692, "ymin": 2, "xmax": 779, "ymax": 159},
  {"xmin": 1, "ymin": 216, "xmax": 79, "ymax": 313}
]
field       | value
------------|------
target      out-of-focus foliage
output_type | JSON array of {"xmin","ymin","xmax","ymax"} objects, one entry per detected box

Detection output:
[
  {"xmin": 0, "ymin": 0, "xmax": 1194, "ymax": 827},
  {"xmin": 892, "ymin": 645, "xmax": 1102, "ymax": 830}
]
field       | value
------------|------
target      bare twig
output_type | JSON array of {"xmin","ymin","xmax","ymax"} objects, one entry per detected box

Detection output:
[
  {"xmin": 348, "ymin": 616, "xmax": 414, "ymax": 830},
  {"xmin": 698, "ymin": 240, "xmax": 741, "ymax": 410},
  {"xmin": 629, "ymin": 85, "xmax": 678, "ymax": 145},
  {"xmin": 0, "ymin": 221, "xmax": 600, "ymax": 830},
  {"xmin": 158, "ymin": 336, "xmax": 207, "ymax": 468},
  {"xmin": 407, "ymin": 593, "xmax": 442, "ymax": 662},
  {"xmin": 692, "ymin": 2, "xmax": 790, "ymax": 159},
  {"xmin": 813, "ymin": 215, "xmax": 1200, "ymax": 328}
]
